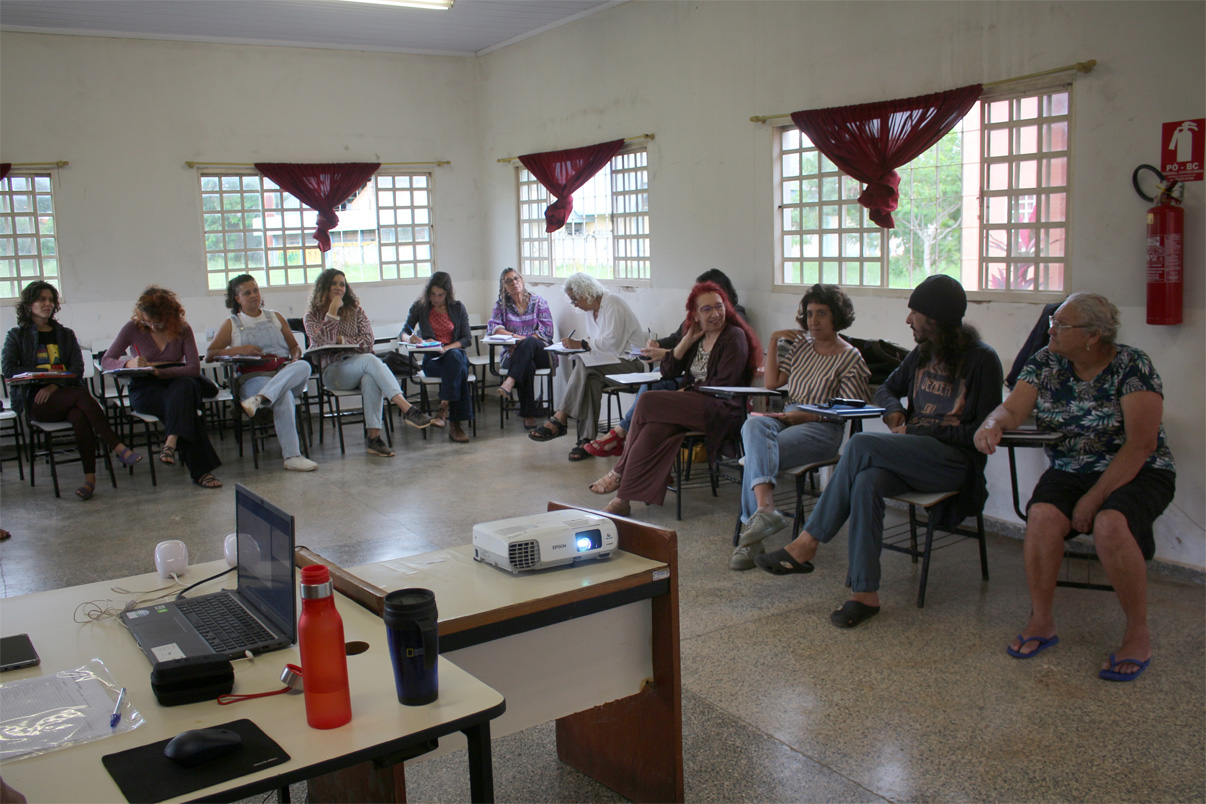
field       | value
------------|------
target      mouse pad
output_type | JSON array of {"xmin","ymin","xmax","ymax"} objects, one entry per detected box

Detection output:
[{"xmin": 102, "ymin": 718, "xmax": 290, "ymax": 803}]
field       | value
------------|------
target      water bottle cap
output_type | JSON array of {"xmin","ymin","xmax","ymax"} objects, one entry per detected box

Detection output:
[{"xmin": 301, "ymin": 565, "xmax": 330, "ymax": 585}]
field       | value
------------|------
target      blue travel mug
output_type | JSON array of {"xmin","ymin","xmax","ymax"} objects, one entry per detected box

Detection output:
[{"xmin": 383, "ymin": 588, "xmax": 439, "ymax": 705}]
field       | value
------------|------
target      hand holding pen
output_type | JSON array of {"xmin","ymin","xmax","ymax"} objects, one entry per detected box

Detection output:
[{"xmin": 561, "ymin": 328, "xmax": 578, "ymax": 349}]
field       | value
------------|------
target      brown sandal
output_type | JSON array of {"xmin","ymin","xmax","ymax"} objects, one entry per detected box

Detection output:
[
  {"xmin": 589, "ymin": 470, "xmax": 621, "ymax": 495},
  {"xmin": 193, "ymin": 473, "xmax": 223, "ymax": 489},
  {"xmin": 603, "ymin": 497, "xmax": 631, "ymax": 516}
]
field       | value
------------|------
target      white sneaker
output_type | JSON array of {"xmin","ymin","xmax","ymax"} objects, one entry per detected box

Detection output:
[
  {"xmin": 738, "ymin": 509, "xmax": 788, "ymax": 547},
  {"xmin": 729, "ymin": 541, "xmax": 765, "ymax": 571},
  {"xmin": 241, "ymin": 395, "xmax": 264, "ymax": 418},
  {"xmin": 283, "ymin": 456, "xmax": 318, "ymax": 472}
]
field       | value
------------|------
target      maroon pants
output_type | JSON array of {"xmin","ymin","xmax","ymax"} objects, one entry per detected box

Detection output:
[
  {"xmin": 615, "ymin": 390, "xmax": 712, "ymax": 506},
  {"xmin": 29, "ymin": 386, "xmax": 120, "ymax": 474}
]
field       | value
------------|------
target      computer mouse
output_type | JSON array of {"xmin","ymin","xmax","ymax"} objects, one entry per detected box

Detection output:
[{"xmin": 163, "ymin": 728, "xmax": 243, "ymax": 766}]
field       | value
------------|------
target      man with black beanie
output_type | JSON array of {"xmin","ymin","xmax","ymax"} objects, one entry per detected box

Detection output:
[{"xmin": 751, "ymin": 275, "xmax": 1003, "ymax": 628}]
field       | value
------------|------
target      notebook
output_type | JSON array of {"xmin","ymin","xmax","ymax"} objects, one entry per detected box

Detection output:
[{"xmin": 122, "ymin": 485, "xmax": 297, "ymax": 665}]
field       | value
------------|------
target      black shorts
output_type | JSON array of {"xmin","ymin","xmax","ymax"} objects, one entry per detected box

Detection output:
[{"xmin": 1026, "ymin": 466, "xmax": 1176, "ymax": 560}]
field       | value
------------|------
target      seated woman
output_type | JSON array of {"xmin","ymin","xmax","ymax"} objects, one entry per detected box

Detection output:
[
  {"xmin": 589, "ymin": 281, "xmax": 762, "ymax": 516},
  {"xmin": 529, "ymin": 272, "xmax": 645, "ymax": 461},
  {"xmin": 586, "ymin": 268, "xmax": 747, "ymax": 457},
  {"xmin": 730, "ymin": 284, "xmax": 870, "ymax": 570},
  {"xmin": 404, "ymin": 271, "xmax": 474, "ymax": 444},
  {"xmin": 304, "ymin": 269, "xmax": 433, "ymax": 458},
  {"xmin": 976, "ymin": 292, "xmax": 1175, "ymax": 683},
  {"xmin": 206, "ymin": 274, "xmax": 317, "ymax": 472},
  {"xmin": 488, "ymin": 268, "xmax": 553, "ymax": 430},
  {"xmin": 100, "ymin": 286, "xmax": 221, "ymax": 488},
  {"xmin": 2, "ymin": 281, "xmax": 142, "ymax": 500}
]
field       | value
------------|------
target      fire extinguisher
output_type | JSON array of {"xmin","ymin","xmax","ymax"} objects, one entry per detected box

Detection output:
[{"xmin": 1133, "ymin": 164, "xmax": 1184, "ymax": 325}]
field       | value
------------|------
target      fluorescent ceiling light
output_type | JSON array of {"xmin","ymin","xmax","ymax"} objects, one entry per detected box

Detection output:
[{"xmin": 333, "ymin": 0, "xmax": 454, "ymax": 9}]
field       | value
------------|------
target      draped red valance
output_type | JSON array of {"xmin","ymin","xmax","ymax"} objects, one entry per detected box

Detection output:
[
  {"xmin": 791, "ymin": 85, "xmax": 982, "ymax": 229},
  {"xmin": 0, "ymin": 164, "xmax": 11, "ymax": 182},
  {"xmin": 254, "ymin": 162, "xmax": 381, "ymax": 251},
  {"xmin": 519, "ymin": 139, "xmax": 625, "ymax": 233}
]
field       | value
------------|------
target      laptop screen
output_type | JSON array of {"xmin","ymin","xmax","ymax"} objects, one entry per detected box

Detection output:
[{"xmin": 234, "ymin": 484, "xmax": 297, "ymax": 642}]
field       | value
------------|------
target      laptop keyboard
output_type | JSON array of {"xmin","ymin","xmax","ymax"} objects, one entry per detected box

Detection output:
[{"xmin": 177, "ymin": 595, "xmax": 275, "ymax": 653}]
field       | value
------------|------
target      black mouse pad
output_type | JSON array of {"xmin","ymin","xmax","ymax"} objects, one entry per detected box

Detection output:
[{"xmin": 102, "ymin": 718, "xmax": 290, "ymax": 803}]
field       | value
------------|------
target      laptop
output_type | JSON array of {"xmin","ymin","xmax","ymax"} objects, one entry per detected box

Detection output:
[{"xmin": 123, "ymin": 485, "xmax": 297, "ymax": 665}]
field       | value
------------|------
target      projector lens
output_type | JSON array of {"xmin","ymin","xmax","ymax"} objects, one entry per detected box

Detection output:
[{"xmin": 575, "ymin": 529, "xmax": 602, "ymax": 552}]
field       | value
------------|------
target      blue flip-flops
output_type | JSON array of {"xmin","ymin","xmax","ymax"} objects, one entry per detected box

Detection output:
[
  {"xmin": 1006, "ymin": 634, "xmax": 1060, "ymax": 659},
  {"xmin": 1099, "ymin": 653, "xmax": 1151, "ymax": 682}
]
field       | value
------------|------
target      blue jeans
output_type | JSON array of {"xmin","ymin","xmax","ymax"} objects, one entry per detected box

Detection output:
[
  {"xmin": 322, "ymin": 353, "xmax": 402, "ymax": 431},
  {"xmin": 739, "ymin": 416, "xmax": 843, "ymax": 522},
  {"xmin": 422, "ymin": 349, "xmax": 473, "ymax": 422},
  {"xmin": 617, "ymin": 378, "xmax": 682, "ymax": 432},
  {"xmin": 802, "ymin": 432, "xmax": 971, "ymax": 594},
  {"xmin": 239, "ymin": 361, "xmax": 311, "ymax": 459}
]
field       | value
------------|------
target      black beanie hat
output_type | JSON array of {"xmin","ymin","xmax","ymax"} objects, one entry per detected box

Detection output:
[{"xmin": 908, "ymin": 275, "xmax": 966, "ymax": 326}]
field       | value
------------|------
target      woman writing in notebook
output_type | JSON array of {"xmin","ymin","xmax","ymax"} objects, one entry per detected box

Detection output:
[
  {"xmin": 2, "ymin": 280, "xmax": 142, "ymax": 500},
  {"xmin": 404, "ymin": 271, "xmax": 475, "ymax": 443},
  {"xmin": 206, "ymin": 274, "xmax": 317, "ymax": 472},
  {"xmin": 589, "ymin": 281, "xmax": 761, "ymax": 517},
  {"xmin": 304, "ymin": 269, "xmax": 433, "ymax": 458},
  {"xmin": 488, "ymin": 268, "xmax": 553, "ymax": 430},
  {"xmin": 100, "ymin": 286, "xmax": 222, "ymax": 488}
]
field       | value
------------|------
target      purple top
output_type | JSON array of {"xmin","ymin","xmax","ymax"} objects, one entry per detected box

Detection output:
[
  {"xmin": 100, "ymin": 320, "xmax": 201, "ymax": 378},
  {"xmin": 487, "ymin": 293, "xmax": 553, "ymax": 344}
]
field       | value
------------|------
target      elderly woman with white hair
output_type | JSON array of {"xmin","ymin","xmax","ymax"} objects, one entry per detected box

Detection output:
[
  {"xmin": 529, "ymin": 272, "xmax": 645, "ymax": 461},
  {"xmin": 976, "ymin": 292, "xmax": 1176, "ymax": 683}
]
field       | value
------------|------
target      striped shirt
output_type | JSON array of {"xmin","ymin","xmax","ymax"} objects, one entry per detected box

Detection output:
[
  {"xmin": 303, "ymin": 306, "xmax": 374, "ymax": 371},
  {"xmin": 779, "ymin": 337, "xmax": 871, "ymax": 406}
]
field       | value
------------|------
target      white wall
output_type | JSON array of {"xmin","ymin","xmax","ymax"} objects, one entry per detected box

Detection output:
[
  {"xmin": 1, "ymin": 1, "xmax": 1202, "ymax": 568},
  {"xmin": 476, "ymin": 1, "xmax": 1205, "ymax": 568},
  {"xmin": 0, "ymin": 33, "xmax": 488, "ymax": 337}
]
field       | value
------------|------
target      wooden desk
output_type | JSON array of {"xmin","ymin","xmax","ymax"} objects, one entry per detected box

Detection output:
[
  {"xmin": 307, "ymin": 503, "xmax": 684, "ymax": 803},
  {"xmin": 0, "ymin": 563, "xmax": 505, "ymax": 803}
]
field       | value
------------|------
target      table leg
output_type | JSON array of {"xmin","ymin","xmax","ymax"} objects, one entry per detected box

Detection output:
[{"xmin": 463, "ymin": 721, "xmax": 495, "ymax": 804}]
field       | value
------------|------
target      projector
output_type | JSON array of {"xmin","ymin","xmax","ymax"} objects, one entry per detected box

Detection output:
[{"xmin": 473, "ymin": 510, "xmax": 619, "ymax": 573}]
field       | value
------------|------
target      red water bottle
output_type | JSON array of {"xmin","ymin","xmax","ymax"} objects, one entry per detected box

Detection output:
[{"xmin": 298, "ymin": 565, "xmax": 352, "ymax": 729}]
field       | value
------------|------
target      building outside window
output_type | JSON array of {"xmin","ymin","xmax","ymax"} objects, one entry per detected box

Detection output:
[
  {"xmin": 774, "ymin": 80, "xmax": 1070, "ymax": 297},
  {"xmin": 0, "ymin": 173, "xmax": 59, "ymax": 301},
  {"xmin": 198, "ymin": 170, "xmax": 435, "ymax": 291},
  {"xmin": 518, "ymin": 149, "xmax": 650, "ymax": 283}
]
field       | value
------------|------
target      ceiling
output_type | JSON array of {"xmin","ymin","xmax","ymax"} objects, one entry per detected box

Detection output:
[{"xmin": 0, "ymin": 0, "xmax": 623, "ymax": 57}]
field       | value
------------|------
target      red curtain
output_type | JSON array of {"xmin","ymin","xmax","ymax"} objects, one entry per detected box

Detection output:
[
  {"xmin": 0, "ymin": 164, "xmax": 11, "ymax": 181},
  {"xmin": 519, "ymin": 139, "xmax": 625, "ymax": 233},
  {"xmin": 791, "ymin": 85, "xmax": 981, "ymax": 229},
  {"xmin": 254, "ymin": 162, "xmax": 381, "ymax": 251}
]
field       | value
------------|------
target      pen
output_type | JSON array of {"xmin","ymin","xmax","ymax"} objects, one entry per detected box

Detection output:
[
  {"xmin": 110, "ymin": 687, "xmax": 126, "ymax": 728},
  {"xmin": 566, "ymin": 329, "xmax": 576, "ymax": 342}
]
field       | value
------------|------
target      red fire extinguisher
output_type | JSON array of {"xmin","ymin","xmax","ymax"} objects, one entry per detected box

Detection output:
[{"xmin": 1134, "ymin": 165, "xmax": 1184, "ymax": 325}]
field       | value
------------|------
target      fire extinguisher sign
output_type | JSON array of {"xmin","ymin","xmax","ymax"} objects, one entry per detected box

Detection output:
[{"xmin": 1162, "ymin": 118, "xmax": 1205, "ymax": 182}]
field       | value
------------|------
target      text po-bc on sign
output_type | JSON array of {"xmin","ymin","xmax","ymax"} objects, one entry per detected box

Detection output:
[{"xmin": 1162, "ymin": 118, "xmax": 1205, "ymax": 182}]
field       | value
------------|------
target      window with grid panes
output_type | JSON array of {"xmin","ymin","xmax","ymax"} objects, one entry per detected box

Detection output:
[
  {"xmin": 775, "ymin": 80, "xmax": 1070, "ymax": 295},
  {"xmin": 0, "ymin": 173, "xmax": 59, "ymax": 300},
  {"xmin": 518, "ymin": 149, "xmax": 650, "ymax": 282},
  {"xmin": 199, "ymin": 170, "xmax": 435, "ymax": 291}
]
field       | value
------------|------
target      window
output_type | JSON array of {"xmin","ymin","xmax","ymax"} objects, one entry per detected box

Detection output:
[
  {"xmin": 0, "ymin": 173, "xmax": 59, "ymax": 300},
  {"xmin": 199, "ymin": 170, "xmax": 435, "ymax": 291},
  {"xmin": 775, "ymin": 81, "xmax": 1070, "ymax": 295},
  {"xmin": 518, "ymin": 149, "xmax": 650, "ymax": 282}
]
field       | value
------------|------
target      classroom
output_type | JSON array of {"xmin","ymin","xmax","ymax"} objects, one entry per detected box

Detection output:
[{"xmin": 1, "ymin": 2, "xmax": 1203, "ymax": 802}]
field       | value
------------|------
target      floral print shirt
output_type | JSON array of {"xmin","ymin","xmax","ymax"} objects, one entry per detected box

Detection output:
[{"xmin": 1017, "ymin": 345, "xmax": 1175, "ymax": 474}]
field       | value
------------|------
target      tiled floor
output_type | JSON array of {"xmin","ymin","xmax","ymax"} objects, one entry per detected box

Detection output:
[{"xmin": 2, "ymin": 407, "xmax": 1202, "ymax": 803}]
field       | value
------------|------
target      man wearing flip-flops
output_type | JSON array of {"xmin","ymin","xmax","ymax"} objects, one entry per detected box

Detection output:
[{"xmin": 751, "ymin": 275, "xmax": 1003, "ymax": 628}]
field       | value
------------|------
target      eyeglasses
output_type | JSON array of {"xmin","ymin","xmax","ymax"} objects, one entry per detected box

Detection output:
[
  {"xmin": 1048, "ymin": 316, "xmax": 1089, "ymax": 332},
  {"xmin": 697, "ymin": 305, "xmax": 725, "ymax": 316}
]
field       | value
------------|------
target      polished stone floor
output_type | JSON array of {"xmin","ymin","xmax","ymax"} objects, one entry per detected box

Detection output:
[{"xmin": 2, "ymin": 407, "xmax": 1203, "ymax": 803}]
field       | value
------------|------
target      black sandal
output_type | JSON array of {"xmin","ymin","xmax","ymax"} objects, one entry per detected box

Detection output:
[
  {"xmin": 754, "ymin": 548, "xmax": 815, "ymax": 575},
  {"xmin": 568, "ymin": 440, "xmax": 594, "ymax": 461},
  {"xmin": 193, "ymin": 473, "xmax": 223, "ymax": 489},
  {"xmin": 159, "ymin": 445, "xmax": 177, "ymax": 465},
  {"xmin": 830, "ymin": 600, "xmax": 880, "ymax": 629},
  {"xmin": 528, "ymin": 418, "xmax": 568, "ymax": 442}
]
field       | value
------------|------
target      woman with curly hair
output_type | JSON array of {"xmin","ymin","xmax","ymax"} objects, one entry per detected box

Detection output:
[
  {"xmin": 403, "ymin": 271, "xmax": 474, "ymax": 443},
  {"xmin": 589, "ymin": 281, "xmax": 762, "ymax": 517},
  {"xmin": 303, "ymin": 269, "xmax": 432, "ymax": 458},
  {"xmin": 2, "ymin": 281, "xmax": 142, "ymax": 500},
  {"xmin": 728, "ymin": 284, "xmax": 870, "ymax": 570},
  {"xmin": 100, "ymin": 286, "xmax": 221, "ymax": 488},
  {"xmin": 487, "ymin": 268, "xmax": 553, "ymax": 430}
]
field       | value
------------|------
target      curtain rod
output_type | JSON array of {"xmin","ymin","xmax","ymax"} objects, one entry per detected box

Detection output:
[
  {"xmin": 749, "ymin": 60, "xmax": 1097, "ymax": 124},
  {"xmin": 184, "ymin": 160, "xmax": 451, "ymax": 168},
  {"xmin": 496, "ymin": 133, "xmax": 655, "ymax": 164},
  {"xmin": 6, "ymin": 161, "xmax": 69, "ymax": 168}
]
